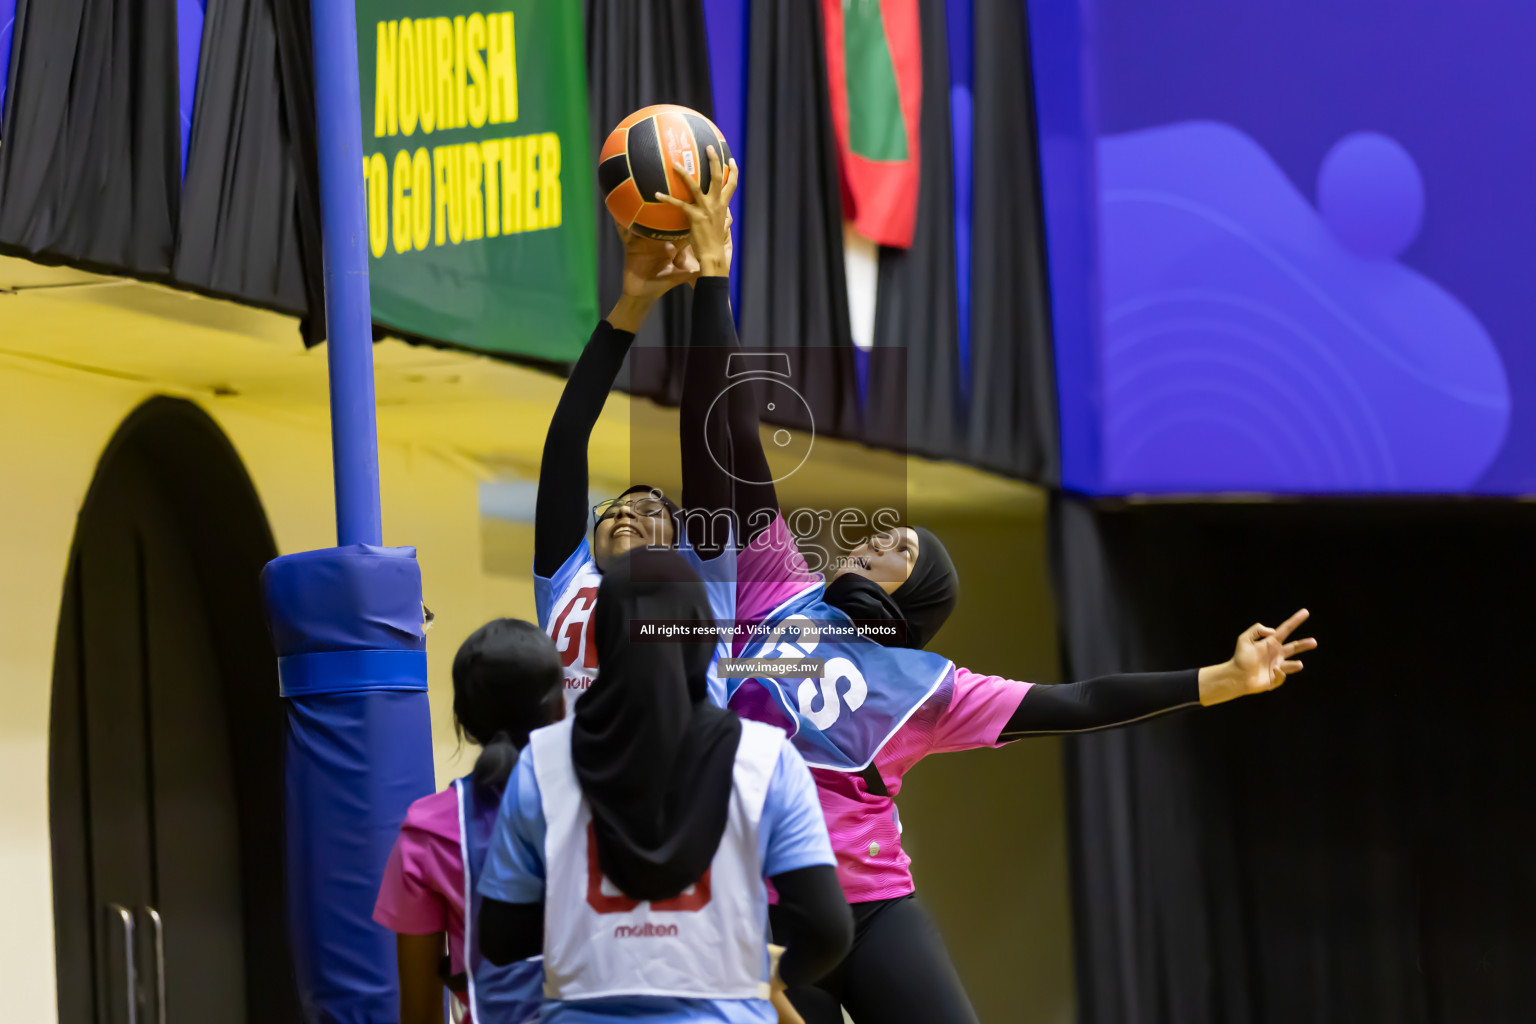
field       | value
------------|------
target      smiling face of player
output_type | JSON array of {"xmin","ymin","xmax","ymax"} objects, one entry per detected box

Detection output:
[
  {"xmin": 592, "ymin": 488, "xmax": 677, "ymax": 571},
  {"xmin": 832, "ymin": 526, "xmax": 919, "ymax": 594}
]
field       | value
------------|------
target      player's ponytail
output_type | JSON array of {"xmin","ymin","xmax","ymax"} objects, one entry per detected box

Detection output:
[
  {"xmin": 471, "ymin": 731, "xmax": 521, "ymax": 795},
  {"xmin": 452, "ymin": 619, "xmax": 565, "ymax": 798}
]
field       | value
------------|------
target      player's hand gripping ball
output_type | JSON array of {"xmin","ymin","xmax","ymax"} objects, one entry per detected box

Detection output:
[{"xmin": 599, "ymin": 104, "xmax": 732, "ymax": 240}]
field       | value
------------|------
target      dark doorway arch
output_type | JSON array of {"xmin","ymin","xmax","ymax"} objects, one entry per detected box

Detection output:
[{"xmin": 50, "ymin": 397, "xmax": 300, "ymax": 1024}]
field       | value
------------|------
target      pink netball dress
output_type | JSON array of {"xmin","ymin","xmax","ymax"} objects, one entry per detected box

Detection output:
[
  {"xmin": 374, "ymin": 789, "xmax": 468, "ymax": 986},
  {"xmin": 732, "ymin": 515, "xmax": 1032, "ymax": 901}
]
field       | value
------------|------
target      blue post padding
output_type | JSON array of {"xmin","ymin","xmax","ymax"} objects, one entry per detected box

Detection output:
[
  {"xmin": 285, "ymin": 692, "xmax": 435, "ymax": 1023},
  {"xmin": 263, "ymin": 545, "xmax": 435, "ymax": 1023},
  {"xmin": 279, "ymin": 650, "xmax": 428, "ymax": 697},
  {"xmin": 264, "ymin": 544, "xmax": 426, "ymax": 660}
]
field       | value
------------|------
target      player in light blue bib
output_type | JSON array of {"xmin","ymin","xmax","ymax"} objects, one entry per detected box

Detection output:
[
  {"xmin": 478, "ymin": 551, "xmax": 853, "ymax": 1023},
  {"xmin": 532, "ymin": 229, "xmax": 738, "ymax": 715}
]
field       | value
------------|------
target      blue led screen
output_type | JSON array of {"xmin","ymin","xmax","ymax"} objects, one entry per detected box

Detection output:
[{"xmin": 1035, "ymin": 2, "xmax": 1536, "ymax": 495}]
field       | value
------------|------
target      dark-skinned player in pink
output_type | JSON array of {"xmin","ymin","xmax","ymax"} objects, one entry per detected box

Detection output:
[{"xmin": 662, "ymin": 146, "xmax": 1320, "ymax": 1024}]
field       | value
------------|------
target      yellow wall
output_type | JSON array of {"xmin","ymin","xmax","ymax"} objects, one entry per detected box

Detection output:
[
  {"xmin": 0, "ymin": 261, "xmax": 541, "ymax": 1019},
  {"xmin": 897, "ymin": 500, "xmax": 1075, "ymax": 1024},
  {"xmin": 0, "ymin": 357, "xmax": 524, "ymax": 1021}
]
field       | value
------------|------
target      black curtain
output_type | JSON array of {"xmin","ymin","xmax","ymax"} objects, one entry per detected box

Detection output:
[
  {"xmin": 0, "ymin": 0, "xmax": 1060, "ymax": 484},
  {"xmin": 587, "ymin": 0, "xmax": 1056, "ymax": 479},
  {"xmin": 865, "ymin": 0, "xmax": 1058, "ymax": 478},
  {"xmin": 967, "ymin": 0, "xmax": 1057, "ymax": 481},
  {"xmin": 0, "ymin": 0, "xmax": 323, "ymax": 343},
  {"xmin": 1054, "ymin": 496, "xmax": 1536, "ymax": 1024},
  {"xmin": 588, "ymin": 0, "xmax": 1054, "ymax": 480},
  {"xmin": 737, "ymin": 0, "xmax": 860, "ymax": 442},
  {"xmin": 0, "ymin": 0, "xmax": 180, "ymax": 275},
  {"xmin": 865, "ymin": 0, "xmax": 960, "ymax": 456},
  {"xmin": 175, "ymin": 0, "xmax": 324, "ymax": 343},
  {"xmin": 584, "ymin": 0, "xmax": 713, "ymax": 401},
  {"xmin": 599, "ymin": 0, "xmax": 861, "ymax": 442}
]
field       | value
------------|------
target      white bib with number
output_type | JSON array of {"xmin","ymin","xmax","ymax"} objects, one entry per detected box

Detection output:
[{"xmin": 530, "ymin": 718, "xmax": 780, "ymax": 1001}]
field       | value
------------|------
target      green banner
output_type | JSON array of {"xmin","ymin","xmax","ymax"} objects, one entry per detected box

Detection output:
[{"xmin": 357, "ymin": 1, "xmax": 596, "ymax": 360}]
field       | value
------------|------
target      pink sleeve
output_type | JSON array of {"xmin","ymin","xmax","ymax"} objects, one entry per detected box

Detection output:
[
  {"xmin": 927, "ymin": 666, "xmax": 1033, "ymax": 754},
  {"xmin": 373, "ymin": 831, "xmax": 450, "ymax": 935},
  {"xmin": 736, "ymin": 513, "xmax": 823, "ymax": 631},
  {"xmin": 373, "ymin": 791, "xmax": 464, "ymax": 936}
]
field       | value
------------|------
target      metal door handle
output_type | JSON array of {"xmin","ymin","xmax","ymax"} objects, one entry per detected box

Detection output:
[
  {"xmin": 108, "ymin": 904, "xmax": 139, "ymax": 1024},
  {"xmin": 143, "ymin": 907, "xmax": 166, "ymax": 1024}
]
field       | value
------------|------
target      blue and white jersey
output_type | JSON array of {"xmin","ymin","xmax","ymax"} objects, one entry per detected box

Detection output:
[
  {"xmin": 454, "ymin": 777, "xmax": 543, "ymax": 1023},
  {"xmin": 478, "ymin": 723, "xmax": 835, "ymax": 1024},
  {"xmin": 725, "ymin": 586, "xmax": 953, "ymax": 772},
  {"xmin": 534, "ymin": 536, "xmax": 737, "ymax": 713}
]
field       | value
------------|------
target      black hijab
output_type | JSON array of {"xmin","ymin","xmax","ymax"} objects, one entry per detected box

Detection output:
[
  {"xmin": 570, "ymin": 549, "xmax": 742, "ymax": 901},
  {"xmin": 824, "ymin": 527, "xmax": 959, "ymax": 649}
]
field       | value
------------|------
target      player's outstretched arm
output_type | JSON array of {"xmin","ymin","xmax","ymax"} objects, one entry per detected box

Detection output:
[
  {"xmin": 534, "ymin": 232, "xmax": 696, "ymax": 577},
  {"xmin": 663, "ymin": 150, "xmax": 779, "ymax": 547},
  {"xmin": 1000, "ymin": 609, "xmax": 1317, "ymax": 739},
  {"xmin": 1195, "ymin": 608, "xmax": 1318, "ymax": 705},
  {"xmin": 665, "ymin": 144, "xmax": 738, "ymax": 552}
]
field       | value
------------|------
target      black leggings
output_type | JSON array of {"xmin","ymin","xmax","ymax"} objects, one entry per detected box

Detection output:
[{"xmin": 770, "ymin": 894, "xmax": 979, "ymax": 1024}]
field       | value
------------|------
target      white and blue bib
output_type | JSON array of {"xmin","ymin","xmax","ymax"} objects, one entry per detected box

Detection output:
[
  {"xmin": 528, "ymin": 718, "xmax": 782, "ymax": 1002},
  {"xmin": 535, "ymin": 537, "xmax": 738, "ymax": 713}
]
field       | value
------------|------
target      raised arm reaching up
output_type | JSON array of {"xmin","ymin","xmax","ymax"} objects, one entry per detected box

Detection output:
[
  {"xmin": 660, "ymin": 148, "xmax": 781, "ymax": 548},
  {"xmin": 533, "ymin": 233, "xmax": 696, "ymax": 577}
]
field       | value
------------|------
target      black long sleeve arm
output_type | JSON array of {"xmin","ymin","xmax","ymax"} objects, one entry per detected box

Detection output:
[
  {"xmin": 768, "ymin": 865, "xmax": 854, "ymax": 988},
  {"xmin": 477, "ymin": 897, "xmax": 542, "ymax": 967},
  {"xmin": 679, "ymin": 277, "xmax": 741, "ymax": 555},
  {"xmin": 679, "ymin": 277, "xmax": 778, "ymax": 546},
  {"xmin": 534, "ymin": 322, "xmax": 636, "ymax": 578},
  {"xmin": 998, "ymin": 670, "xmax": 1201, "ymax": 741}
]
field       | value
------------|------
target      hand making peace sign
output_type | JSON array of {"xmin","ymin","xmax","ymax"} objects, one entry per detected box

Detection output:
[{"xmin": 1198, "ymin": 608, "xmax": 1319, "ymax": 706}]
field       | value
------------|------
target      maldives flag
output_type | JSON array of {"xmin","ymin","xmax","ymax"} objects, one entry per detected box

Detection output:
[{"xmin": 823, "ymin": 0, "xmax": 922, "ymax": 248}]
